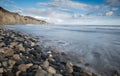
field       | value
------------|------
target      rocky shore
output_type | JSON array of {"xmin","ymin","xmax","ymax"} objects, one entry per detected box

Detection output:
[{"xmin": 0, "ymin": 26, "xmax": 98, "ymax": 76}]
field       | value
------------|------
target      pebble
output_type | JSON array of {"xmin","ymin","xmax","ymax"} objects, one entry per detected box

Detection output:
[
  {"xmin": 2, "ymin": 61, "xmax": 8, "ymax": 67},
  {"xmin": 43, "ymin": 60, "xmax": 49, "ymax": 68},
  {"xmin": 35, "ymin": 69, "xmax": 47, "ymax": 76},
  {"xmin": 47, "ymin": 66, "xmax": 56, "ymax": 74},
  {"xmin": 13, "ymin": 54, "xmax": 21, "ymax": 60},
  {"xmin": 8, "ymin": 59, "xmax": 16, "ymax": 68},
  {"xmin": 0, "ymin": 68, "xmax": 3, "ymax": 73},
  {"xmin": 18, "ymin": 63, "xmax": 33, "ymax": 72},
  {"xmin": 66, "ymin": 61, "xmax": 73, "ymax": 73}
]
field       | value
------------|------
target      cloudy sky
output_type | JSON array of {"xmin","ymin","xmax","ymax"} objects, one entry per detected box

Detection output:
[{"xmin": 0, "ymin": 0, "xmax": 120, "ymax": 25}]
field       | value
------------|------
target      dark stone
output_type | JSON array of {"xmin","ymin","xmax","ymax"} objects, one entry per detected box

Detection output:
[
  {"xmin": 15, "ymin": 60, "xmax": 25, "ymax": 66},
  {"xmin": 4, "ymin": 71, "xmax": 14, "ymax": 76},
  {"xmin": 41, "ymin": 52, "xmax": 48, "ymax": 60},
  {"xmin": 19, "ymin": 72, "xmax": 27, "ymax": 76},
  {"xmin": 33, "ymin": 61, "xmax": 42, "ymax": 65},
  {"xmin": 29, "ymin": 50, "xmax": 38, "ymax": 56},
  {"xmin": 72, "ymin": 72, "xmax": 80, "ymax": 76},
  {"xmin": 73, "ymin": 65, "xmax": 82, "ymax": 72}
]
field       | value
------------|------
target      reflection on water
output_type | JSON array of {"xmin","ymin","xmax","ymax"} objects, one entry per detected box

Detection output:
[{"xmin": 7, "ymin": 24, "xmax": 120, "ymax": 76}]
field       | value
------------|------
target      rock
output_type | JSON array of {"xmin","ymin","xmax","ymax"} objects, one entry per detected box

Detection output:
[
  {"xmin": 47, "ymin": 66, "xmax": 56, "ymax": 74},
  {"xmin": 2, "ymin": 47, "xmax": 14, "ymax": 56},
  {"xmin": 46, "ymin": 73, "xmax": 53, "ymax": 76},
  {"xmin": 18, "ymin": 63, "xmax": 33, "ymax": 72},
  {"xmin": 16, "ymin": 71, "xmax": 21, "ymax": 76},
  {"xmin": 0, "ymin": 42, "xmax": 5, "ymax": 47},
  {"xmin": 43, "ymin": 60, "xmax": 49, "ymax": 68},
  {"xmin": 0, "ymin": 68, "xmax": 3, "ymax": 73},
  {"xmin": 16, "ymin": 44, "xmax": 25, "ymax": 51},
  {"xmin": 35, "ymin": 69, "xmax": 47, "ymax": 76},
  {"xmin": 32, "ymin": 65, "xmax": 39, "ymax": 69},
  {"xmin": 26, "ymin": 63, "xmax": 33, "ymax": 68},
  {"xmin": 13, "ymin": 54, "xmax": 21, "ymax": 60},
  {"xmin": 54, "ymin": 74, "xmax": 63, "ymax": 76},
  {"xmin": 5, "ymin": 71, "xmax": 14, "ymax": 76},
  {"xmin": 0, "ymin": 63, "xmax": 1, "ymax": 67},
  {"xmin": 9, "ymin": 42, "xmax": 18, "ymax": 48},
  {"xmin": 30, "ymin": 41, "xmax": 36, "ymax": 47},
  {"xmin": 8, "ymin": 59, "xmax": 16, "ymax": 68},
  {"xmin": 47, "ymin": 51, "xmax": 52, "ymax": 54},
  {"xmin": 2, "ymin": 61, "xmax": 8, "ymax": 67},
  {"xmin": 66, "ymin": 61, "xmax": 73, "ymax": 73}
]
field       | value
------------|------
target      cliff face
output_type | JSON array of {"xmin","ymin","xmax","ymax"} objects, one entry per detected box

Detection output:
[{"xmin": 0, "ymin": 7, "xmax": 47, "ymax": 25}]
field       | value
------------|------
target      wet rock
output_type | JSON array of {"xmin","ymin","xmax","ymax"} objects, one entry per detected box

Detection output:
[
  {"xmin": 18, "ymin": 63, "xmax": 33, "ymax": 72},
  {"xmin": 46, "ymin": 73, "xmax": 53, "ymax": 76},
  {"xmin": 13, "ymin": 54, "xmax": 21, "ymax": 60},
  {"xmin": 16, "ymin": 71, "xmax": 21, "ymax": 76},
  {"xmin": 9, "ymin": 42, "xmax": 18, "ymax": 48},
  {"xmin": 0, "ymin": 68, "xmax": 3, "ymax": 73},
  {"xmin": 0, "ymin": 42, "xmax": 5, "ymax": 47},
  {"xmin": 32, "ymin": 65, "xmax": 39, "ymax": 69},
  {"xmin": 2, "ymin": 61, "xmax": 8, "ymax": 67},
  {"xmin": 0, "ymin": 63, "xmax": 1, "ymax": 67},
  {"xmin": 47, "ymin": 66, "xmax": 56, "ymax": 74},
  {"xmin": 54, "ymin": 74, "xmax": 63, "ymax": 76},
  {"xmin": 66, "ymin": 61, "xmax": 73, "ymax": 73},
  {"xmin": 16, "ymin": 44, "xmax": 25, "ymax": 51},
  {"xmin": 30, "ymin": 41, "xmax": 36, "ymax": 47},
  {"xmin": 43, "ymin": 60, "xmax": 49, "ymax": 68},
  {"xmin": 35, "ymin": 69, "xmax": 47, "ymax": 76},
  {"xmin": 2, "ymin": 47, "xmax": 14, "ymax": 56},
  {"xmin": 5, "ymin": 71, "xmax": 14, "ymax": 76}
]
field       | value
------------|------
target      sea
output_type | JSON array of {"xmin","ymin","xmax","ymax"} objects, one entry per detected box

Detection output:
[{"xmin": 7, "ymin": 24, "xmax": 120, "ymax": 76}]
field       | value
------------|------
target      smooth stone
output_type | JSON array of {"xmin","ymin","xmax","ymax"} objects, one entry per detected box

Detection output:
[
  {"xmin": 13, "ymin": 54, "xmax": 21, "ymax": 60},
  {"xmin": 16, "ymin": 44, "xmax": 25, "ymax": 51},
  {"xmin": 5, "ymin": 71, "xmax": 14, "ymax": 76},
  {"xmin": 43, "ymin": 60, "xmax": 49, "ymax": 68},
  {"xmin": 2, "ymin": 61, "xmax": 8, "ymax": 67},
  {"xmin": 16, "ymin": 71, "xmax": 21, "ymax": 76},
  {"xmin": 0, "ymin": 63, "xmax": 1, "ymax": 67},
  {"xmin": 46, "ymin": 73, "xmax": 53, "ymax": 76},
  {"xmin": 35, "ymin": 69, "xmax": 47, "ymax": 76},
  {"xmin": 18, "ymin": 63, "xmax": 33, "ymax": 72},
  {"xmin": 8, "ymin": 59, "xmax": 16, "ymax": 66},
  {"xmin": 66, "ymin": 61, "xmax": 73, "ymax": 73},
  {"xmin": 9, "ymin": 42, "xmax": 18, "ymax": 48},
  {"xmin": 30, "ymin": 41, "xmax": 36, "ymax": 47},
  {"xmin": 2, "ymin": 47, "xmax": 14, "ymax": 56},
  {"xmin": 47, "ymin": 66, "xmax": 56, "ymax": 74},
  {"xmin": 54, "ymin": 74, "xmax": 63, "ymax": 76},
  {"xmin": 0, "ymin": 68, "xmax": 3, "ymax": 73}
]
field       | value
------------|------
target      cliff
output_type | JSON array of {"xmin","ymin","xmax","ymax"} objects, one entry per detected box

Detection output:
[{"xmin": 0, "ymin": 7, "xmax": 47, "ymax": 25}]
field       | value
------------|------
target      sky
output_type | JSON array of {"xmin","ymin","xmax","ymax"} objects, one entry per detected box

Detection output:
[{"xmin": 0, "ymin": 0, "xmax": 120, "ymax": 25}]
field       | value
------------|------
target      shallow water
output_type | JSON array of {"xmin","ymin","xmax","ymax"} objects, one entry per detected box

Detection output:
[{"xmin": 7, "ymin": 24, "xmax": 120, "ymax": 76}]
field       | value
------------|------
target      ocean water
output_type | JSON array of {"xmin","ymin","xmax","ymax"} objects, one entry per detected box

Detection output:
[{"xmin": 7, "ymin": 24, "xmax": 120, "ymax": 76}]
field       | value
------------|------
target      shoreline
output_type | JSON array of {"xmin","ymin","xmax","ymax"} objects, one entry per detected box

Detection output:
[{"xmin": 0, "ymin": 26, "xmax": 118, "ymax": 76}]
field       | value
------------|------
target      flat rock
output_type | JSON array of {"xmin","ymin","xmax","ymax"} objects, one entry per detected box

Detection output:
[
  {"xmin": 13, "ymin": 54, "xmax": 21, "ymax": 60},
  {"xmin": 35, "ymin": 69, "xmax": 47, "ymax": 76},
  {"xmin": 47, "ymin": 66, "xmax": 56, "ymax": 74},
  {"xmin": 18, "ymin": 63, "xmax": 33, "ymax": 72},
  {"xmin": 66, "ymin": 61, "xmax": 73, "ymax": 73},
  {"xmin": 0, "ymin": 68, "xmax": 3, "ymax": 73}
]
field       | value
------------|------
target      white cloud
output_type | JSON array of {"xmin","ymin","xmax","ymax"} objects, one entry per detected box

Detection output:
[
  {"xmin": 112, "ymin": 8, "xmax": 118, "ymax": 11},
  {"xmin": 38, "ymin": 0, "xmax": 93, "ymax": 10},
  {"xmin": 107, "ymin": 0, "xmax": 120, "ymax": 5},
  {"xmin": 106, "ymin": 11, "xmax": 113, "ymax": 16}
]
